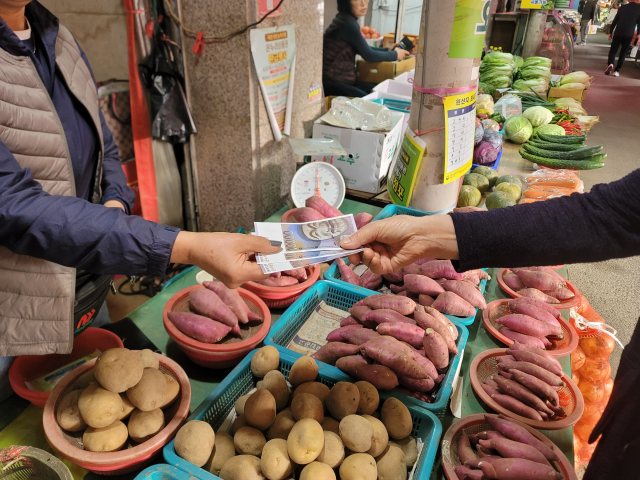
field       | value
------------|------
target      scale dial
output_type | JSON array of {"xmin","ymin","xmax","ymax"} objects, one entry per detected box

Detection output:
[{"xmin": 291, "ymin": 162, "xmax": 346, "ymax": 209}]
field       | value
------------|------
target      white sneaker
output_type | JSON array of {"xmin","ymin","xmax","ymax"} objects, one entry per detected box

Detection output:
[
  {"xmin": 605, "ymin": 64, "xmax": 614, "ymax": 75},
  {"xmin": 613, "ymin": 71, "xmax": 620, "ymax": 77}
]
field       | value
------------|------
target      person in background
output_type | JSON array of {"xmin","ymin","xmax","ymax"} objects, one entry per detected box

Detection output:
[
  {"xmin": 605, "ymin": 0, "xmax": 640, "ymax": 75},
  {"xmin": 323, "ymin": 0, "xmax": 409, "ymax": 98},
  {"xmin": 579, "ymin": 0, "xmax": 600, "ymax": 45},
  {"xmin": 605, "ymin": 4, "xmax": 619, "ymax": 34}
]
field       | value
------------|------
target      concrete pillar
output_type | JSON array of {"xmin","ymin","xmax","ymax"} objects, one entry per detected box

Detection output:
[
  {"xmin": 522, "ymin": 9, "xmax": 547, "ymax": 59},
  {"xmin": 180, "ymin": 0, "xmax": 323, "ymax": 232}
]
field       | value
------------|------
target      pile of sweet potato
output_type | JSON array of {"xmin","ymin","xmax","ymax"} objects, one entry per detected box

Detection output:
[
  {"xmin": 502, "ymin": 267, "xmax": 574, "ymax": 303},
  {"xmin": 455, "ymin": 414, "xmax": 564, "ymax": 480},
  {"xmin": 480, "ymin": 343, "xmax": 567, "ymax": 423},
  {"xmin": 495, "ymin": 297, "xmax": 565, "ymax": 349},
  {"xmin": 167, "ymin": 282, "xmax": 262, "ymax": 343},
  {"xmin": 258, "ymin": 268, "xmax": 310, "ymax": 287}
]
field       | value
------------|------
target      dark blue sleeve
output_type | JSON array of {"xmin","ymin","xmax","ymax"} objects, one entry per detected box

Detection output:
[
  {"xmin": 337, "ymin": 21, "xmax": 397, "ymax": 62},
  {"xmin": 0, "ymin": 139, "xmax": 179, "ymax": 276}
]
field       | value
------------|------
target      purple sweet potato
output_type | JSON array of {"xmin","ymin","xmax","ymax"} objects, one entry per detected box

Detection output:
[
  {"xmin": 518, "ymin": 266, "xmax": 565, "ymax": 282},
  {"xmin": 340, "ymin": 316, "xmax": 360, "ymax": 327},
  {"xmin": 202, "ymin": 281, "xmax": 249, "ymax": 325},
  {"xmin": 423, "ymin": 328, "xmax": 450, "ymax": 370},
  {"xmin": 418, "ymin": 294, "xmax": 435, "ymax": 307},
  {"xmin": 482, "ymin": 383, "xmax": 499, "ymax": 396},
  {"xmin": 544, "ymin": 287, "xmax": 575, "ymax": 301},
  {"xmin": 389, "ymin": 283, "xmax": 407, "ymax": 293},
  {"xmin": 282, "ymin": 268, "xmax": 308, "ymax": 281},
  {"xmin": 511, "ymin": 303, "xmax": 561, "ymax": 329},
  {"xmin": 350, "ymin": 305, "xmax": 372, "ymax": 321},
  {"xmin": 335, "ymin": 356, "xmax": 399, "ymax": 390},
  {"xmin": 545, "ymin": 401, "xmax": 566, "ymax": 418},
  {"xmin": 466, "ymin": 457, "xmax": 501, "ymax": 468},
  {"xmin": 498, "ymin": 371, "xmax": 513, "ymax": 380},
  {"xmin": 513, "ymin": 269, "xmax": 564, "ymax": 291},
  {"xmin": 508, "ymin": 343, "xmax": 562, "ymax": 371},
  {"xmin": 362, "ymin": 309, "xmax": 416, "ymax": 326},
  {"xmin": 341, "ymin": 328, "xmax": 381, "ymax": 345},
  {"xmin": 327, "ymin": 325, "xmax": 363, "ymax": 342},
  {"xmin": 404, "ymin": 274, "xmax": 446, "ymax": 296},
  {"xmin": 500, "ymin": 328, "xmax": 548, "ymax": 349},
  {"xmin": 312, "ymin": 342, "xmax": 361, "ymax": 365},
  {"xmin": 337, "ymin": 258, "xmax": 363, "ymax": 287},
  {"xmin": 305, "ymin": 195, "xmax": 342, "ymax": 218},
  {"xmin": 424, "ymin": 306, "xmax": 458, "ymax": 340},
  {"xmin": 458, "ymin": 434, "xmax": 477, "ymax": 465},
  {"xmin": 440, "ymin": 280, "xmax": 487, "ymax": 309},
  {"xmin": 433, "ymin": 291, "xmax": 476, "ymax": 317},
  {"xmin": 244, "ymin": 302, "xmax": 262, "ymax": 322},
  {"xmin": 383, "ymin": 270, "xmax": 404, "ymax": 283},
  {"xmin": 258, "ymin": 276, "xmax": 299, "ymax": 287},
  {"xmin": 516, "ymin": 289, "xmax": 560, "ymax": 304},
  {"xmin": 455, "ymin": 466, "xmax": 484, "ymax": 480},
  {"xmin": 484, "ymin": 378, "xmax": 499, "ymax": 389},
  {"xmin": 403, "ymin": 263, "xmax": 422, "ymax": 275},
  {"xmin": 361, "ymin": 270, "xmax": 383, "ymax": 290},
  {"xmin": 496, "ymin": 355, "xmax": 517, "ymax": 364},
  {"xmin": 485, "ymin": 415, "xmax": 559, "ymax": 461},
  {"xmin": 397, "ymin": 374, "xmax": 435, "ymax": 392},
  {"xmin": 477, "ymin": 446, "xmax": 499, "ymax": 458},
  {"xmin": 467, "ymin": 434, "xmax": 480, "ymax": 447},
  {"xmin": 189, "ymin": 289, "xmax": 240, "ymax": 335},
  {"xmin": 479, "ymin": 431, "xmax": 506, "ymax": 441},
  {"xmin": 376, "ymin": 323, "xmax": 425, "ymax": 348},
  {"xmin": 498, "ymin": 361, "xmax": 564, "ymax": 387},
  {"xmin": 479, "ymin": 457, "xmax": 557, "ymax": 480},
  {"xmin": 362, "ymin": 294, "xmax": 416, "ymax": 315},
  {"xmin": 360, "ymin": 336, "xmax": 428, "ymax": 379},
  {"xmin": 495, "ymin": 314, "xmax": 562, "ymax": 338},
  {"xmin": 420, "ymin": 260, "xmax": 465, "ymax": 280},
  {"xmin": 508, "ymin": 350, "xmax": 563, "ymax": 377},
  {"xmin": 507, "ymin": 298, "xmax": 561, "ymax": 319},
  {"xmin": 403, "ymin": 344, "xmax": 439, "ymax": 380},
  {"xmin": 354, "ymin": 212, "xmax": 373, "ymax": 229},
  {"xmin": 414, "ymin": 308, "xmax": 457, "ymax": 354},
  {"xmin": 167, "ymin": 311, "xmax": 232, "ymax": 343},
  {"xmin": 509, "ymin": 369, "xmax": 560, "ymax": 406},
  {"xmin": 502, "ymin": 272, "xmax": 526, "ymax": 291},
  {"xmin": 489, "ymin": 393, "xmax": 544, "ymax": 421},
  {"xmin": 291, "ymin": 207, "xmax": 326, "ymax": 222},
  {"xmin": 493, "ymin": 376, "xmax": 554, "ymax": 415}
]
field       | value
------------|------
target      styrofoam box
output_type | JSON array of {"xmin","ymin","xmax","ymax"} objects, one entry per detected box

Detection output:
[
  {"xmin": 394, "ymin": 69, "xmax": 415, "ymax": 83},
  {"xmin": 373, "ymin": 78, "xmax": 413, "ymax": 99}
]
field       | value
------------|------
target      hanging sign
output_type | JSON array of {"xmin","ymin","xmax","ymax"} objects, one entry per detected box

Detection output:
[
  {"xmin": 449, "ymin": 0, "xmax": 491, "ymax": 58},
  {"xmin": 519, "ymin": 0, "xmax": 555, "ymax": 9},
  {"xmin": 389, "ymin": 130, "xmax": 427, "ymax": 206},
  {"xmin": 250, "ymin": 25, "xmax": 297, "ymax": 141},
  {"xmin": 443, "ymin": 90, "xmax": 476, "ymax": 184}
]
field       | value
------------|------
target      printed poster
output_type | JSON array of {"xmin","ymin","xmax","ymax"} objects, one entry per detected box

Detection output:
[
  {"xmin": 449, "ymin": 0, "xmax": 491, "ymax": 59},
  {"xmin": 250, "ymin": 25, "xmax": 297, "ymax": 141},
  {"xmin": 389, "ymin": 130, "xmax": 427, "ymax": 206},
  {"xmin": 520, "ymin": 0, "xmax": 555, "ymax": 9},
  {"xmin": 443, "ymin": 90, "xmax": 476, "ymax": 184}
]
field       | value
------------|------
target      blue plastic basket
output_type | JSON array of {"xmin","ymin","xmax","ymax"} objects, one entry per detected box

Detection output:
[
  {"xmin": 134, "ymin": 464, "xmax": 194, "ymax": 479},
  {"xmin": 471, "ymin": 147, "xmax": 503, "ymax": 171},
  {"xmin": 263, "ymin": 281, "xmax": 468, "ymax": 412},
  {"xmin": 371, "ymin": 97, "xmax": 411, "ymax": 113},
  {"xmin": 164, "ymin": 348, "xmax": 443, "ymax": 480},
  {"xmin": 372, "ymin": 204, "xmax": 432, "ymax": 221}
]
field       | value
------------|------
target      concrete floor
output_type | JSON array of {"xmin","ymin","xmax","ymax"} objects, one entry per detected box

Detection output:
[{"xmin": 567, "ymin": 33, "xmax": 640, "ymax": 377}]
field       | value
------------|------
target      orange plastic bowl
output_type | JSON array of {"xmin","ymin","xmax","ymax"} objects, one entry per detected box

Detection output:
[
  {"xmin": 43, "ymin": 353, "xmax": 191, "ymax": 475},
  {"xmin": 242, "ymin": 265, "xmax": 320, "ymax": 309},
  {"xmin": 163, "ymin": 285, "xmax": 271, "ymax": 369},
  {"xmin": 482, "ymin": 299, "xmax": 579, "ymax": 356},
  {"xmin": 281, "ymin": 208, "xmax": 297, "ymax": 223},
  {"xmin": 469, "ymin": 348, "xmax": 583, "ymax": 430},
  {"xmin": 496, "ymin": 268, "xmax": 582, "ymax": 310},
  {"xmin": 8, "ymin": 327, "xmax": 124, "ymax": 408},
  {"xmin": 441, "ymin": 413, "xmax": 577, "ymax": 480}
]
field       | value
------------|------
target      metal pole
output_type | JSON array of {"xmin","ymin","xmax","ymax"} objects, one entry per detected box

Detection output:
[{"xmin": 395, "ymin": 0, "xmax": 407, "ymax": 44}]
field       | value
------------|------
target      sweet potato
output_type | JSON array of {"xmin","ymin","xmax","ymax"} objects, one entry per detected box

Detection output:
[
  {"xmin": 458, "ymin": 434, "xmax": 477, "ymax": 465},
  {"xmin": 493, "ymin": 376, "xmax": 554, "ymax": 416},
  {"xmin": 544, "ymin": 287, "xmax": 575, "ymax": 301},
  {"xmin": 337, "ymin": 258, "xmax": 363, "ymax": 287},
  {"xmin": 282, "ymin": 268, "xmax": 308, "ymax": 281},
  {"xmin": 545, "ymin": 401, "xmax": 566, "ymax": 418},
  {"xmin": 498, "ymin": 371, "xmax": 513, "ymax": 380},
  {"xmin": 415, "ymin": 258, "xmax": 436, "ymax": 265},
  {"xmin": 479, "ymin": 457, "xmax": 557, "ymax": 480},
  {"xmin": 467, "ymin": 434, "xmax": 480, "ymax": 447},
  {"xmin": 484, "ymin": 378, "xmax": 499, "ymax": 389},
  {"xmin": 383, "ymin": 270, "xmax": 404, "ymax": 283},
  {"xmin": 312, "ymin": 342, "xmax": 360, "ymax": 365},
  {"xmin": 518, "ymin": 266, "xmax": 565, "ymax": 282},
  {"xmin": 335, "ymin": 356, "xmax": 399, "ymax": 390},
  {"xmin": 516, "ymin": 289, "xmax": 560, "ymax": 304},
  {"xmin": 489, "ymin": 393, "xmax": 543, "ymax": 421},
  {"xmin": 508, "ymin": 350, "xmax": 563, "ymax": 377},
  {"xmin": 354, "ymin": 212, "xmax": 373, "ymax": 229},
  {"xmin": 510, "ymin": 303, "xmax": 561, "ymax": 329},
  {"xmin": 424, "ymin": 306, "xmax": 458, "ymax": 340},
  {"xmin": 420, "ymin": 260, "xmax": 465, "ymax": 280},
  {"xmin": 167, "ymin": 311, "xmax": 231, "ymax": 343},
  {"xmin": 509, "ymin": 369, "xmax": 560, "ymax": 406},
  {"xmin": 495, "ymin": 314, "xmax": 562, "ymax": 338},
  {"xmin": 418, "ymin": 294, "xmax": 435, "ymax": 307},
  {"xmin": 403, "ymin": 344, "xmax": 439, "ymax": 380},
  {"xmin": 466, "ymin": 457, "xmax": 501, "ymax": 468},
  {"xmin": 349, "ymin": 305, "xmax": 371, "ymax": 321},
  {"xmin": 455, "ymin": 466, "xmax": 484, "ymax": 480},
  {"xmin": 270, "ymin": 272, "xmax": 282, "ymax": 278},
  {"xmin": 485, "ymin": 415, "xmax": 559, "ymax": 461},
  {"xmin": 477, "ymin": 446, "xmax": 499, "ymax": 458},
  {"xmin": 477, "ymin": 431, "xmax": 506, "ymax": 441},
  {"xmin": 361, "ymin": 309, "xmax": 416, "ymax": 326},
  {"xmin": 360, "ymin": 337, "xmax": 429, "ymax": 379},
  {"xmin": 508, "ymin": 343, "xmax": 562, "ymax": 371},
  {"xmin": 433, "ymin": 291, "xmax": 476, "ymax": 317},
  {"xmin": 496, "ymin": 355, "xmax": 516, "ymax": 364},
  {"xmin": 513, "ymin": 269, "xmax": 564, "ymax": 291},
  {"xmin": 440, "ymin": 280, "xmax": 487, "ymax": 309},
  {"xmin": 340, "ymin": 316, "xmax": 360, "ymax": 327},
  {"xmin": 500, "ymin": 328, "xmax": 548, "ymax": 349},
  {"xmin": 304, "ymin": 196, "xmax": 342, "ymax": 218},
  {"xmin": 258, "ymin": 276, "xmax": 299, "ymax": 287},
  {"xmin": 507, "ymin": 298, "xmax": 561, "ymax": 319},
  {"xmin": 376, "ymin": 323, "xmax": 425, "ymax": 348},
  {"xmin": 292, "ymin": 207, "xmax": 326, "ymax": 222},
  {"xmin": 202, "ymin": 281, "xmax": 249, "ymax": 324},
  {"xmin": 414, "ymin": 308, "xmax": 457, "ymax": 354},
  {"xmin": 361, "ymin": 270, "xmax": 382, "ymax": 290},
  {"xmin": 498, "ymin": 361, "xmax": 564, "ymax": 388},
  {"xmin": 423, "ymin": 328, "xmax": 450, "ymax": 370},
  {"xmin": 389, "ymin": 283, "xmax": 407, "ymax": 293},
  {"xmin": 341, "ymin": 328, "xmax": 381, "ymax": 345},
  {"xmin": 404, "ymin": 274, "xmax": 445, "ymax": 296},
  {"xmin": 189, "ymin": 289, "xmax": 240, "ymax": 335},
  {"xmin": 482, "ymin": 384, "xmax": 499, "ymax": 396},
  {"xmin": 402, "ymin": 263, "xmax": 421, "ymax": 276},
  {"xmin": 362, "ymin": 294, "xmax": 416, "ymax": 315},
  {"xmin": 502, "ymin": 272, "xmax": 525, "ymax": 291},
  {"xmin": 327, "ymin": 325, "xmax": 363, "ymax": 342},
  {"xmin": 244, "ymin": 302, "xmax": 262, "ymax": 322},
  {"xmin": 397, "ymin": 374, "xmax": 435, "ymax": 392},
  {"xmin": 467, "ymin": 269, "xmax": 490, "ymax": 281}
]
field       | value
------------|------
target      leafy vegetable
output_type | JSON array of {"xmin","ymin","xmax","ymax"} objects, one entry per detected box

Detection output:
[
  {"xmin": 482, "ymin": 52, "xmax": 514, "ymax": 64},
  {"xmin": 473, "ymin": 142, "xmax": 499, "ymax": 165},
  {"xmin": 522, "ymin": 57, "xmax": 552, "ymax": 68},
  {"xmin": 534, "ymin": 124, "xmax": 565, "ymax": 136},
  {"xmin": 483, "ymin": 129, "xmax": 503, "ymax": 152},
  {"xmin": 505, "ymin": 115, "xmax": 533, "ymax": 144},
  {"xmin": 479, "ymin": 82, "xmax": 496, "ymax": 96},
  {"xmin": 559, "ymin": 71, "xmax": 591, "ymax": 86},
  {"xmin": 489, "ymin": 113, "xmax": 506, "ymax": 123},
  {"xmin": 475, "ymin": 123, "xmax": 485, "ymax": 145},
  {"xmin": 559, "ymin": 82, "xmax": 586, "ymax": 90},
  {"xmin": 514, "ymin": 55, "xmax": 524, "ymax": 68},
  {"xmin": 523, "ymin": 106, "xmax": 553, "ymax": 127}
]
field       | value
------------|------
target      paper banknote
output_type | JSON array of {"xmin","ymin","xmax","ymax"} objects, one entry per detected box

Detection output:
[{"xmin": 258, "ymin": 250, "xmax": 362, "ymax": 274}]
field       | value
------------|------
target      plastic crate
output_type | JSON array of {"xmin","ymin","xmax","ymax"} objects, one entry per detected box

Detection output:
[
  {"xmin": 134, "ymin": 464, "xmax": 193, "ymax": 479},
  {"xmin": 372, "ymin": 204, "xmax": 432, "ymax": 221},
  {"xmin": 164, "ymin": 348, "xmax": 443, "ymax": 480},
  {"xmin": 471, "ymin": 147, "xmax": 503, "ymax": 171},
  {"xmin": 263, "ymin": 281, "xmax": 469, "ymax": 412},
  {"xmin": 371, "ymin": 97, "xmax": 411, "ymax": 113}
]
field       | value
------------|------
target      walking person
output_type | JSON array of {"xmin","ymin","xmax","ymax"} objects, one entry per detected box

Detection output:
[
  {"xmin": 579, "ymin": 0, "xmax": 600, "ymax": 45},
  {"xmin": 605, "ymin": 0, "xmax": 640, "ymax": 75}
]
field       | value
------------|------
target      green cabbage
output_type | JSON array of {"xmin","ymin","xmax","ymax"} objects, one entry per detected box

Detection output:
[
  {"xmin": 505, "ymin": 115, "xmax": 533, "ymax": 144},
  {"xmin": 522, "ymin": 56, "xmax": 553, "ymax": 68},
  {"xmin": 534, "ymin": 124, "xmax": 565, "ymax": 136},
  {"xmin": 523, "ymin": 106, "xmax": 553, "ymax": 127},
  {"xmin": 482, "ymin": 52, "xmax": 514, "ymax": 65}
]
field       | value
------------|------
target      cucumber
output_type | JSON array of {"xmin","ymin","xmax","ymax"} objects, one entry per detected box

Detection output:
[
  {"xmin": 519, "ymin": 150, "xmax": 605, "ymax": 170},
  {"xmin": 523, "ymin": 144, "xmax": 603, "ymax": 159},
  {"xmin": 528, "ymin": 141, "xmax": 585, "ymax": 151},
  {"xmin": 538, "ymin": 132, "xmax": 586, "ymax": 144}
]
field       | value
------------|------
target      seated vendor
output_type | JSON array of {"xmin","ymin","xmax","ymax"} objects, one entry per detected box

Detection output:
[{"xmin": 323, "ymin": 0, "xmax": 409, "ymax": 98}]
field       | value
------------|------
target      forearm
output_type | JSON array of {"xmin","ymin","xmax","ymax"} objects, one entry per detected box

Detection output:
[{"xmin": 416, "ymin": 215, "xmax": 460, "ymax": 260}]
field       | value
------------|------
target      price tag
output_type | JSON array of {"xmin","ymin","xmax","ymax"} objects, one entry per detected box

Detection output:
[
  {"xmin": 443, "ymin": 90, "xmax": 476, "ymax": 184},
  {"xmin": 388, "ymin": 130, "xmax": 427, "ymax": 206}
]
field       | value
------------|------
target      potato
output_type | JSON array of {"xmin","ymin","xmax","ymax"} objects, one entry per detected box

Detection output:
[
  {"xmin": 252, "ymin": 346, "xmax": 280, "ymax": 378},
  {"xmin": 94, "ymin": 348, "xmax": 144, "ymax": 393},
  {"xmin": 126, "ymin": 368, "xmax": 167, "ymax": 411},
  {"xmin": 234, "ymin": 426, "xmax": 267, "ymax": 456},
  {"xmin": 137, "ymin": 349, "xmax": 160, "ymax": 369},
  {"xmin": 205, "ymin": 431, "xmax": 236, "ymax": 475},
  {"xmin": 291, "ymin": 393, "xmax": 324, "ymax": 423},
  {"xmin": 321, "ymin": 417, "xmax": 340, "ymax": 436},
  {"xmin": 260, "ymin": 439, "xmax": 292, "ymax": 480},
  {"xmin": 245, "ymin": 390, "xmax": 277, "ymax": 430},
  {"xmin": 339, "ymin": 453, "xmax": 377, "ymax": 480},
  {"xmin": 235, "ymin": 393, "xmax": 252, "ymax": 416},
  {"xmin": 376, "ymin": 445, "xmax": 406, "ymax": 480},
  {"xmin": 339, "ymin": 415, "xmax": 373, "ymax": 453},
  {"xmin": 161, "ymin": 374, "xmax": 180, "ymax": 409},
  {"xmin": 316, "ymin": 431, "xmax": 344, "ymax": 469},
  {"xmin": 78, "ymin": 383, "xmax": 123, "ymax": 428},
  {"xmin": 293, "ymin": 382, "xmax": 330, "ymax": 406},
  {"xmin": 363, "ymin": 414, "xmax": 388, "ymax": 457},
  {"xmin": 128, "ymin": 408, "xmax": 165, "ymax": 443},
  {"xmin": 232, "ymin": 414, "xmax": 248, "ymax": 434},
  {"xmin": 256, "ymin": 381, "xmax": 265, "ymax": 389},
  {"xmin": 300, "ymin": 461, "xmax": 336, "ymax": 480},
  {"xmin": 381, "ymin": 398, "xmax": 412, "ymax": 440},
  {"xmin": 73, "ymin": 370, "xmax": 97, "ymax": 390},
  {"xmin": 326, "ymin": 382, "xmax": 359, "ymax": 420},
  {"xmin": 267, "ymin": 410, "xmax": 296, "ymax": 440},
  {"xmin": 286, "ymin": 418, "xmax": 324, "ymax": 464},
  {"xmin": 174, "ymin": 420, "xmax": 215, "ymax": 467},
  {"xmin": 354, "ymin": 381, "xmax": 379, "ymax": 415},
  {"xmin": 389, "ymin": 436, "xmax": 418, "ymax": 467},
  {"xmin": 56, "ymin": 390, "xmax": 86, "ymax": 432},
  {"xmin": 263, "ymin": 370, "xmax": 290, "ymax": 411},
  {"xmin": 83, "ymin": 420, "xmax": 128, "ymax": 452},
  {"xmin": 219, "ymin": 455, "xmax": 265, "ymax": 480},
  {"xmin": 288, "ymin": 357, "xmax": 318, "ymax": 388},
  {"xmin": 118, "ymin": 393, "xmax": 136, "ymax": 421}
]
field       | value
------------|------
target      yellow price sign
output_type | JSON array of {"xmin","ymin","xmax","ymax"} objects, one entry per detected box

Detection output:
[
  {"xmin": 443, "ymin": 89, "xmax": 476, "ymax": 184},
  {"xmin": 269, "ymin": 51, "xmax": 287, "ymax": 63}
]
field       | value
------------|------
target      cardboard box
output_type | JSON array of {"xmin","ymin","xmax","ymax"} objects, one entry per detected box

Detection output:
[
  {"xmin": 548, "ymin": 86, "xmax": 587, "ymax": 103},
  {"xmin": 357, "ymin": 57, "xmax": 416, "ymax": 84},
  {"xmin": 310, "ymin": 114, "xmax": 405, "ymax": 194}
]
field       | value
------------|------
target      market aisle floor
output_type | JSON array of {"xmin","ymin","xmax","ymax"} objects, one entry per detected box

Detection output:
[{"xmin": 568, "ymin": 33, "xmax": 640, "ymax": 376}]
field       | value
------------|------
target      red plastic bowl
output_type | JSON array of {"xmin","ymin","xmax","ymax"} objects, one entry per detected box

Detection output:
[
  {"xmin": 497, "ymin": 268, "xmax": 582, "ymax": 310},
  {"xmin": 281, "ymin": 208, "xmax": 297, "ymax": 223},
  {"xmin": 469, "ymin": 348, "xmax": 583, "ymax": 430},
  {"xmin": 441, "ymin": 413, "xmax": 577, "ymax": 480},
  {"xmin": 242, "ymin": 265, "xmax": 321, "ymax": 309},
  {"xmin": 163, "ymin": 285, "xmax": 271, "ymax": 369},
  {"xmin": 8, "ymin": 327, "xmax": 124, "ymax": 408},
  {"xmin": 482, "ymin": 299, "xmax": 579, "ymax": 356},
  {"xmin": 43, "ymin": 353, "xmax": 191, "ymax": 475}
]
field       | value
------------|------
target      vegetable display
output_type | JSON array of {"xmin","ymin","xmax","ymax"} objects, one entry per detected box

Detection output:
[
  {"xmin": 502, "ymin": 267, "xmax": 575, "ymax": 305},
  {"xmin": 504, "ymin": 116, "xmax": 533, "ymax": 144},
  {"xmin": 480, "ymin": 52, "xmax": 516, "ymax": 90},
  {"xmin": 519, "ymin": 131, "xmax": 605, "ymax": 170}
]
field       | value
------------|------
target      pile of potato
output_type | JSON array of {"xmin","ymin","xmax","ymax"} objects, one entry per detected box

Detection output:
[
  {"xmin": 174, "ymin": 346, "xmax": 419, "ymax": 480},
  {"xmin": 55, "ymin": 348, "xmax": 180, "ymax": 452}
]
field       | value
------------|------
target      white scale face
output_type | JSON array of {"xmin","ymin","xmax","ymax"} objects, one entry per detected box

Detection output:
[{"xmin": 291, "ymin": 162, "xmax": 346, "ymax": 209}]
